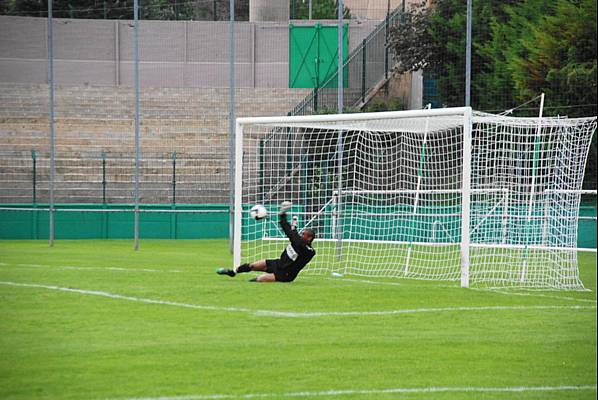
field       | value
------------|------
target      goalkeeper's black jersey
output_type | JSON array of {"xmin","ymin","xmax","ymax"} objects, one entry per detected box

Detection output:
[{"xmin": 276, "ymin": 214, "xmax": 315, "ymax": 281}]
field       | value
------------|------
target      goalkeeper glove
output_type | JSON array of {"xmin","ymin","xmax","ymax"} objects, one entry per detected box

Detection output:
[{"xmin": 279, "ymin": 201, "xmax": 292, "ymax": 215}]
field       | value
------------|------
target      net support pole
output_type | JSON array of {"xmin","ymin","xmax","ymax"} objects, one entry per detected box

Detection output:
[
  {"xmin": 465, "ymin": 0, "xmax": 472, "ymax": 107},
  {"xmin": 336, "ymin": 0, "xmax": 345, "ymax": 265},
  {"xmin": 133, "ymin": 0, "xmax": 140, "ymax": 251},
  {"xmin": 233, "ymin": 120, "xmax": 243, "ymax": 270},
  {"xmin": 521, "ymin": 93, "xmax": 545, "ymax": 282},
  {"xmin": 47, "ymin": 0, "xmax": 55, "ymax": 247},
  {"xmin": 404, "ymin": 117, "xmax": 430, "ymax": 275},
  {"xmin": 460, "ymin": 107, "xmax": 473, "ymax": 288}
]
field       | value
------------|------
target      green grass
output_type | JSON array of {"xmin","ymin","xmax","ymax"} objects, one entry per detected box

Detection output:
[{"xmin": 0, "ymin": 240, "xmax": 596, "ymax": 400}]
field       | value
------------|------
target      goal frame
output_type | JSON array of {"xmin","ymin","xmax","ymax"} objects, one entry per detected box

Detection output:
[{"xmin": 233, "ymin": 107, "xmax": 474, "ymax": 287}]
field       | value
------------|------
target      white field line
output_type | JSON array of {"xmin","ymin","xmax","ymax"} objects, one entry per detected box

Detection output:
[
  {"xmin": 118, "ymin": 384, "xmax": 597, "ymax": 400},
  {"xmin": 0, "ymin": 281, "xmax": 254, "ymax": 314},
  {"xmin": 0, "ymin": 262, "xmax": 183, "ymax": 273},
  {"xmin": 472, "ymin": 287, "xmax": 597, "ymax": 304},
  {"xmin": 0, "ymin": 281, "xmax": 595, "ymax": 318}
]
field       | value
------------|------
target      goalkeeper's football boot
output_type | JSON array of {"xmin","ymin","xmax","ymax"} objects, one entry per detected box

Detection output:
[{"xmin": 216, "ymin": 268, "xmax": 236, "ymax": 277}]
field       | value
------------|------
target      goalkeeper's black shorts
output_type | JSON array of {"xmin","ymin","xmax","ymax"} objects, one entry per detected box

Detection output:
[{"xmin": 265, "ymin": 259, "xmax": 296, "ymax": 282}]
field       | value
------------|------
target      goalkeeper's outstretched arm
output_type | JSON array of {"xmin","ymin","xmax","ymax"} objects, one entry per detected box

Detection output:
[{"xmin": 279, "ymin": 201, "xmax": 315, "ymax": 253}]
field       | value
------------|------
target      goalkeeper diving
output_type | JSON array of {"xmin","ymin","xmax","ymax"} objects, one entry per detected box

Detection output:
[{"xmin": 217, "ymin": 201, "xmax": 316, "ymax": 282}]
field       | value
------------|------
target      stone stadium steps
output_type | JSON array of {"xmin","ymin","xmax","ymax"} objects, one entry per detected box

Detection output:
[{"xmin": 0, "ymin": 83, "xmax": 309, "ymax": 203}]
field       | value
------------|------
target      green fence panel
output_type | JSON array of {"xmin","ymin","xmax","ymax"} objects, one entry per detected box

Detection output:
[
  {"xmin": 289, "ymin": 23, "xmax": 348, "ymax": 89},
  {"xmin": 0, "ymin": 204, "xmax": 229, "ymax": 240},
  {"xmin": 578, "ymin": 205, "xmax": 597, "ymax": 249},
  {"xmin": 1, "ymin": 203, "xmax": 595, "ymax": 248}
]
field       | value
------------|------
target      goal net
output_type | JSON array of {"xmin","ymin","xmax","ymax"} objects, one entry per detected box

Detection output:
[{"xmin": 233, "ymin": 108, "xmax": 596, "ymax": 289}]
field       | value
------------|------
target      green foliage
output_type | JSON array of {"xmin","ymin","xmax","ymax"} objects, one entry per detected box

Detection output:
[
  {"xmin": 510, "ymin": 0, "xmax": 596, "ymax": 116},
  {"xmin": 386, "ymin": 1, "xmax": 433, "ymax": 73},
  {"xmin": 389, "ymin": 0, "xmax": 597, "ymax": 186},
  {"xmin": 312, "ymin": 105, "xmax": 360, "ymax": 114},
  {"xmin": 1, "ymin": 0, "xmax": 250, "ymax": 20},
  {"xmin": 363, "ymin": 96, "xmax": 405, "ymax": 112},
  {"xmin": 389, "ymin": 0, "xmax": 597, "ymax": 114}
]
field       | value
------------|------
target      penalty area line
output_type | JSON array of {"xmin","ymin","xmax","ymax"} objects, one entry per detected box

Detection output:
[
  {"xmin": 0, "ymin": 262, "xmax": 183, "ymax": 273},
  {"xmin": 118, "ymin": 384, "xmax": 598, "ymax": 400},
  {"xmin": 0, "ymin": 281, "xmax": 596, "ymax": 318}
]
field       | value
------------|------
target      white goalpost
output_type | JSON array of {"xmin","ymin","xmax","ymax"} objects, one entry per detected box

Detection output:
[{"xmin": 233, "ymin": 107, "xmax": 596, "ymax": 289}]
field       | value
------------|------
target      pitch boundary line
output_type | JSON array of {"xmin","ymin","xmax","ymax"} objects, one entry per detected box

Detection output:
[
  {"xmin": 473, "ymin": 287, "xmax": 597, "ymax": 304},
  {"xmin": 1, "ymin": 281, "xmax": 595, "ymax": 318},
  {"xmin": 0, "ymin": 262, "xmax": 183, "ymax": 273},
  {"xmin": 118, "ymin": 384, "xmax": 597, "ymax": 399}
]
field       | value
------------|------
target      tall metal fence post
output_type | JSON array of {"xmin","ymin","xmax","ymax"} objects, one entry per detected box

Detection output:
[
  {"xmin": 101, "ymin": 152, "xmax": 107, "ymax": 204},
  {"xmin": 384, "ymin": 13, "xmax": 389, "ymax": 81},
  {"xmin": 465, "ymin": 0, "xmax": 472, "ymax": 106},
  {"xmin": 361, "ymin": 39, "xmax": 366, "ymax": 103},
  {"xmin": 31, "ymin": 150, "xmax": 37, "ymax": 204},
  {"xmin": 133, "ymin": 0, "xmax": 141, "ymax": 250},
  {"xmin": 47, "ymin": 0, "xmax": 56, "ymax": 247},
  {"xmin": 31, "ymin": 149, "xmax": 38, "ymax": 239},
  {"xmin": 228, "ymin": 0, "xmax": 236, "ymax": 254},
  {"xmin": 101, "ymin": 152, "xmax": 108, "ymax": 239},
  {"xmin": 171, "ymin": 150, "xmax": 177, "ymax": 239},
  {"xmin": 337, "ymin": 5, "xmax": 343, "ymax": 113},
  {"xmin": 336, "ymin": 0, "xmax": 344, "ymax": 264},
  {"xmin": 172, "ymin": 151, "xmax": 177, "ymax": 205}
]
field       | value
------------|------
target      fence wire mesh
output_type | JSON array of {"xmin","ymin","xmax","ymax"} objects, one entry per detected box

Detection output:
[{"xmin": 0, "ymin": 0, "xmax": 595, "ymax": 244}]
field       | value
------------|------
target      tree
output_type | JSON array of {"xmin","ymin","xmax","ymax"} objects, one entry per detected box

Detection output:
[
  {"xmin": 388, "ymin": 0, "xmax": 500, "ymax": 107},
  {"xmin": 509, "ymin": 0, "xmax": 596, "ymax": 117},
  {"xmin": 388, "ymin": 0, "xmax": 596, "ymax": 187},
  {"xmin": 1, "ymin": 0, "xmax": 250, "ymax": 20}
]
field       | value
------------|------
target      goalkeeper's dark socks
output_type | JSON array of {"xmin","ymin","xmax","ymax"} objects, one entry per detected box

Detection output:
[{"xmin": 236, "ymin": 263, "xmax": 252, "ymax": 273}]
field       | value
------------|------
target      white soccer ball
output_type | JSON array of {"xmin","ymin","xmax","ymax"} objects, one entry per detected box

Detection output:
[{"xmin": 249, "ymin": 204, "xmax": 268, "ymax": 220}]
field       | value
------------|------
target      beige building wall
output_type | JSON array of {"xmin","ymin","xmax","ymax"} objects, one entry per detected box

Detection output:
[{"xmin": 0, "ymin": 16, "xmax": 378, "ymax": 89}]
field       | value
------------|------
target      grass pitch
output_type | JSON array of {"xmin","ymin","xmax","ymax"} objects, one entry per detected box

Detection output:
[{"xmin": 0, "ymin": 240, "xmax": 596, "ymax": 400}]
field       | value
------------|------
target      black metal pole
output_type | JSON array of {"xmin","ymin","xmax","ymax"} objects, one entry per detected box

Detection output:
[
  {"xmin": 102, "ymin": 152, "xmax": 106, "ymax": 204},
  {"xmin": 361, "ymin": 39, "xmax": 366, "ymax": 103},
  {"xmin": 172, "ymin": 151, "xmax": 177, "ymax": 205},
  {"xmin": 31, "ymin": 150, "xmax": 37, "ymax": 204},
  {"xmin": 384, "ymin": 14, "xmax": 389, "ymax": 81}
]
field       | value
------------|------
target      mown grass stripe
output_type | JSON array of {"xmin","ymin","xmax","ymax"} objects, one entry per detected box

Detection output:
[{"xmin": 1, "ymin": 281, "xmax": 595, "ymax": 318}]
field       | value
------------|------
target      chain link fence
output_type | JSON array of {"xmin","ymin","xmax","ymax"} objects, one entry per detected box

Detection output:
[{"xmin": 0, "ymin": 0, "xmax": 595, "ymax": 246}]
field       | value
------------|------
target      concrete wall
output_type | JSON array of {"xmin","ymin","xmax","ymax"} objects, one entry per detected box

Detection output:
[{"xmin": 0, "ymin": 16, "xmax": 378, "ymax": 88}]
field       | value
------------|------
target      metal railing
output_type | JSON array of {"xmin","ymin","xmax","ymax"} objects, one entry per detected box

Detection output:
[{"xmin": 289, "ymin": 7, "xmax": 403, "ymax": 116}]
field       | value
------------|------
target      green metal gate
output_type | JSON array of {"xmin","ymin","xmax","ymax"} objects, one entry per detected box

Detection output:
[{"xmin": 289, "ymin": 23, "xmax": 348, "ymax": 89}]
